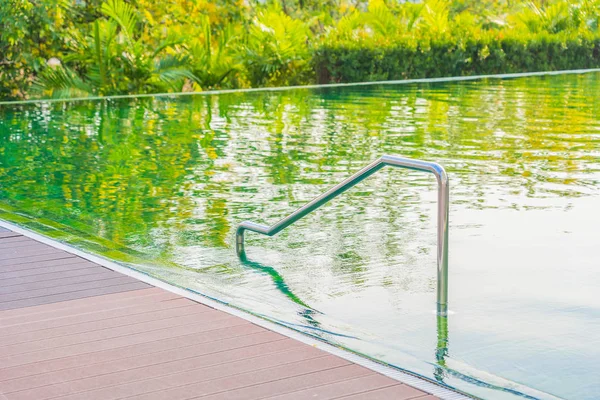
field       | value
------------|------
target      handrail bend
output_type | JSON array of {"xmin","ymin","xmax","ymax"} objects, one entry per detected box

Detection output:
[{"xmin": 236, "ymin": 155, "xmax": 449, "ymax": 316}]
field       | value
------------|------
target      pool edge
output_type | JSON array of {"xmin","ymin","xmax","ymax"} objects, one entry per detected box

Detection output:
[
  {"xmin": 2, "ymin": 67, "xmax": 600, "ymax": 106},
  {"xmin": 0, "ymin": 217, "xmax": 472, "ymax": 400}
]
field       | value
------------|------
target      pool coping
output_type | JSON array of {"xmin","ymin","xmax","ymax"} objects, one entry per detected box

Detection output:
[
  {"xmin": 1, "ymin": 68, "xmax": 599, "ymax": 106},
  {"xmin": 0, "ymin": 218, "xmax": 472, "ymax": 400}
]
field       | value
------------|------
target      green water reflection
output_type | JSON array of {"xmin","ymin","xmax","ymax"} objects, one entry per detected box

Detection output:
[{"xmin": 1, "ymin": 72, "xmax": 599, "ymax": 400}]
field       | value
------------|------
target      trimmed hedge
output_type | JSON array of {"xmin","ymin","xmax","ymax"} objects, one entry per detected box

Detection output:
[{"xmin": 313, "ymin": 33, "xmax": 600, "ymax": 83}]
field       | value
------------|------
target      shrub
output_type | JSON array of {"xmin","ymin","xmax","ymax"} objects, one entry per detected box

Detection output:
[
  {"xmin": 314, "ymin": 33, "xmax": 600, "ymax": 83},
  {"xmin": 313, "ymin": 0, "xmax": 600, "ymax": 84}
]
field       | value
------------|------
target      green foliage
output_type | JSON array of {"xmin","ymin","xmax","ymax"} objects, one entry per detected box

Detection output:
[
  {"xmin": 511, "ymin": 0, "xmax": 600, "ymax": 34},
  {"xmin": 32, "ymin": 0, "xmax": 198, "ymax": 98},
  {"xmin": 314, "ymin": 32, "xmax": 600, "ymax": 83},
  {"xmin": 315, "ymin": 0, "xmax": 600, "ymax": 83},
  {"xmin": 3, "ymin": 0, "xmax": 600, "ymax": 100},
  {"xmin": 242, "ymin": 7, "xmax": 313, "ymax": 86},
  {"xmin": 186, "ymin": 16, "xmax": 241, "ymax": 89},
  {"xmin": 0, "ymin": 0, "xmax": 76, "ymax": 99}
]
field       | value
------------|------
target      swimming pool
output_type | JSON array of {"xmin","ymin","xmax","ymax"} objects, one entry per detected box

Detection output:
[{"xmin": 1, "ymin": 71, "xmax": 599, "ymax": 399}]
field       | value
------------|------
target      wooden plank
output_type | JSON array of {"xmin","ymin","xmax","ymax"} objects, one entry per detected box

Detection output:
[
  {"xmin": 0, "ymin": 232, "xmax": 21, "ymax": 239},
  {"xmin": 0, "ymin": 287, "xmax": 164, "ymax": 322},
  {"xmin": 200, "ymin": 365, "xmax": 379, "ymax": 400},
  {"xmin": 0, "ymin": 321, "xmax": 257, "ymax": 381},
  {"xmin": 0, "ymin": 255, "xmax": 91, "ymax": 272},
  {"xmin": 112, "ymin": 356, "xmax": 354, "ymax": 400},
  {"xmin": 0, "ymin": 261, "xmax": 102, "ymax": 279},
  {"xmin": 0, "ymin": 270, "xmax": 123, "ymax": 295},
  {"xmin": 0, "ymin": 331, "xmax": 290, "ymax": 394},
  {"xmin": 0, "ymin": 281, "xmax": 151, "ymax": 311},
  {"xmin": 0, "ymin": 275, "xmax": 140, "ymax": 303},
  {"xmin": 0, "ymin": 237, "xmax": 32, "ymax": 246},
  {"xmin": 0, "ymin": 267, "xmax": 118, "ymax": 290},
  {"xmin": 0, "ymin": 313, "xmax": 243, "ymax": 369},
  {"xmin": 0, "ymin": 307, "xmax": 225, "ymax": 358},
  {"xmin": 42, "ymin": 353, "xmax": 347, "ymax": 400},
  {"xmin": 332, "ymin": 384, "xmax": 427, "ymax": 400},
  {"xmin": 5, "ymin": 337, "xmax": 311, "ymax": 400},
  {"xmin": 0, "ymin": 253, "xmax": 78, "ymax": 268},
  {"xmin": 0, "ymin": 301, "xmax": 200, "ymax": 348},
  {"xmin": 0, "ymin": 241, "xmax": 54, "ymax": 252},
  {"xmin": 0, "ymin": 245, "xmax": 65, "ymax": 261},
  {"xmin": 0, "ymin": 238, "xmax": 46, "ymax": 249},
  {"xmin": 0, "ymin": 296, "xmax": 192, "ymax": 337},
  {"xmin": 261, "ymin": 374, "xmax": 401, "ymax": 400}
]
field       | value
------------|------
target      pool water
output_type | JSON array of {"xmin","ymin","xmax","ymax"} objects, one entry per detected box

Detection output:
[{"xmin": 1, "ymin": 72, "xmax": 599, "ymax": 399}]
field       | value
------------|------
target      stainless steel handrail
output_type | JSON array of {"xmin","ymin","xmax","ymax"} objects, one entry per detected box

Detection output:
[{"xmin": 236, "ymin": 155, "xmax": 449, "ymax": 315}]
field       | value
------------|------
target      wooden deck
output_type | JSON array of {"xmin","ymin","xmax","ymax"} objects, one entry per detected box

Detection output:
[{"xmin": 0, "ymin": 226, "xmax": 442, "ymax": 400}]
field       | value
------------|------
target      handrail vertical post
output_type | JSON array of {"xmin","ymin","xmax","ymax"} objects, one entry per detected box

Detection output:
[{"xmin": 436, "ymin": 169, "xmax": 449, "ymax": 316}]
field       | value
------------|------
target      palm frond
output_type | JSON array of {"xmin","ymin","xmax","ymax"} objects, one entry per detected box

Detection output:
[
  {"xmin": 31, "ymin": 66, "xmax": 94, "ymax": 98},
  {"xmin": 367, "ymin": 0, "xmax": 399, "ymax": 37},
  {"xmin": 154, "ymin": 54, "xmax": 198, "ymax": 87},
  {"xmin": 101, "ymin": 0, "xmax": 138, "ymax": 48},
  {"xmin": 422, "ymin": 0, "xmax": 451, "ymax": 35}
]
